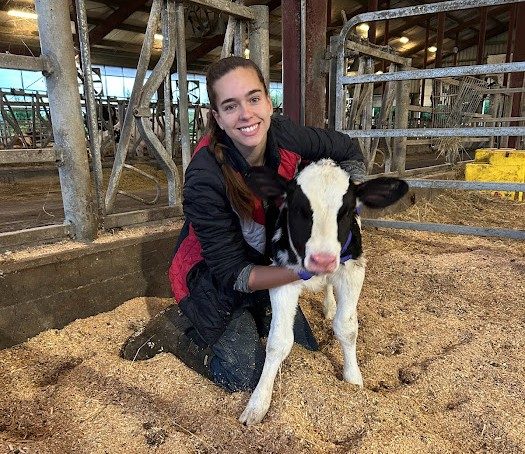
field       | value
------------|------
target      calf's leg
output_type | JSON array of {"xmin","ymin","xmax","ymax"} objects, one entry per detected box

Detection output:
[
  {"xmin": 239, "ymin": 284, "xmax": 301, "ymax": 425},
  {"xmin": 332, "ymin": 258, "xmax": 365, "ymax": 386},
  {"xmin": 323, "ymin": 284, "xmax": 337, "ymax": 320}
]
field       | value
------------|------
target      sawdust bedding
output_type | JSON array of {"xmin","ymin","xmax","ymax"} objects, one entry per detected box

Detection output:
[{"xmin": 1, "ymin": 195, "xmax": 524, "ymax": 453}]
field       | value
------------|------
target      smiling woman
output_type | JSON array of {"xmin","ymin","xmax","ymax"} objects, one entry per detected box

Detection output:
[{"xmin": 121, "ymin": 56, "xmax": 368, "ymax": 395}]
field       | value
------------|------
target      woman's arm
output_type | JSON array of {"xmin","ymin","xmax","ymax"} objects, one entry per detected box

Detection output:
[{"xmin": 247, "ymin": 265, "xmax": 300, "ymax": 291}]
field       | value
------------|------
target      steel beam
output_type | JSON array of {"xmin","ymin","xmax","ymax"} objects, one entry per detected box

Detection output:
[{"xmin": 35, "ymin": 0, "xmax": 96, "ymax": 241}]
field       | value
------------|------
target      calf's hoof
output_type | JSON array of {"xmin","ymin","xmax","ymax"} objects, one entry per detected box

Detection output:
[
  {"xmin": 343, "ymin": 367, "xmax": 364, "ymax": 387},
  {"xmin": 239, "ymin": 396, "xmax": 271, "ymax": 426}
]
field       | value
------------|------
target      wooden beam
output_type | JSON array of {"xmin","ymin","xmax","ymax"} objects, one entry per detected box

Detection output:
[
  {"xmin": 88, "ymin": 0, "xmax": 148, "ymax": 45},
  {"xmin": 186, "ymin": 34, "xmax": 224, "ymax": 63},
  {"xmin": 435, "ymin": 12, "xmax": 445, "ymax": 68},
  {"xmin": 476, "ymin": 6, "xmax": 488, "ymax": 64}
]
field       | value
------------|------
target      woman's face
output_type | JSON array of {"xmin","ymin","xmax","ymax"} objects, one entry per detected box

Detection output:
[{"xmin": 211, "ymin": 67, "xmax": 273, "ymax": 165}]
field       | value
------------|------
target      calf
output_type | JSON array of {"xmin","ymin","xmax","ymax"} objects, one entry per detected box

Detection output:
[{"xmin": 240, "ymin": 159, "xmax": 408, "ymax": 425}]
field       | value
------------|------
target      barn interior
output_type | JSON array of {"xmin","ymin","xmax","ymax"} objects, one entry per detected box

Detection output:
[{"xmin": 0, "ymin": 1, "xmax": 524, "ymax": 452}]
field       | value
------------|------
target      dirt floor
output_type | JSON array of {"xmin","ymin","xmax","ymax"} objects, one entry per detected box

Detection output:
[{"xmin": 1, "ymin": 187, "xmax": 524, "ymax": 453}]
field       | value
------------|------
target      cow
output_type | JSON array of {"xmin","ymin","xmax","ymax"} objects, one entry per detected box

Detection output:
[{"xmin": 240, "ymin": 159, "xmax": 408, "ymax": 425}]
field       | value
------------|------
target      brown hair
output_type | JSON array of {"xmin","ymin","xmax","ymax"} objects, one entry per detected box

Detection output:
[{"xmin": 206, "ymin": 57, "xmax": 269, "ymax": 219}]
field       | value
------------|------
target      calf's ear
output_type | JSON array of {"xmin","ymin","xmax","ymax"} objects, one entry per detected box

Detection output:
[
  {"xmin": 245, "ymin": 166, "xmax": 288, "ymax": 199},
  {"xmin": 356, "ymin": 177, "xmax": 409, "ymax": 208}
]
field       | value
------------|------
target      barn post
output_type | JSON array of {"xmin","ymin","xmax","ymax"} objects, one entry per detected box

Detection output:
[
  {"xmin": 35, "ymin": 0, "xmax": 97, "ymax": 241},
  {"xmin": 304, "ymin": 0, "xmax": 328, "ymax": 128},
  {"xmin": 174, "ymin": 1, "xmax": 191, "ymax": 174},
  {"xmin": 248, "ymin": 5, "xmax": 270, "ymax": 86},
  {"xmin": 282, "ymin": 0, "xmax": 302, "ymax": 124}
]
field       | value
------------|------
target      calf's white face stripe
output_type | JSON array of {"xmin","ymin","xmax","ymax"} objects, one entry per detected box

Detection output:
[{"xmin": 295, "ymin": 160, "xmax": 350, "ymax": 261}]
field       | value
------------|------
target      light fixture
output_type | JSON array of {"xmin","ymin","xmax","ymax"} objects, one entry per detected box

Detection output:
[
  {"xmin": 7, "ymin": 9, "xmax": 38, "ymax": 20},
  {"xmin": 356, "ymin": 23, "xmax": 370, "ymax": 39},
  {"xmin": 154, "ymin": 33, "xmax": 163, "ymax": 41},
  {"xmin": 399, "ymin": 36, "xmax": 409, "ymax": 44},
  {"xmin": 375, "ymin": 70, "xmax": 383, "ymax": 75},
  {"xmin": 428, "ymin": 46, "xmax": 438, "ymax": 53},
  {"xmin": 244, "ymin": 48, "xmax": 250, "ymax": 59}
]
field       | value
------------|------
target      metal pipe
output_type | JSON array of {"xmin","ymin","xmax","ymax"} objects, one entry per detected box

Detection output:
[
  {"xmin": 136, "ymin": 0, "xmax": 181, "ymax": 205},
  {"xmin": 342, "ymin": 126, "xmax": 525, "ymax": 138},
  {"xmin": 175, "ymin": 1, "xmax": 192, "ymax": 175},
  {"xmin": 35, "ymin": 0, "xmax": 96, "ymax": 241},
  {"xmin": 105, "ymin": 0, "xmax": 162, "ymax": 213},
  {"xmin": 75, "ymin": 0, "xmax": 105, "ymax": 218},
  {"xmin": 341, "ymin": 61, "xmax": 525, "ymax": 84},
  {"xmin": 405, "ymin": 179, "xmax": 525, "ymax": 191},
  {"xmin": 362, "ymin": 219, "xmax": 525, "ymax": 240},
  {"xmin": 339, "ymin": 0, "xmax": 523, "ymax": 42},
  {"xmin": 164, "ymin": 73, "xmax": 173, "ymax": 158}
]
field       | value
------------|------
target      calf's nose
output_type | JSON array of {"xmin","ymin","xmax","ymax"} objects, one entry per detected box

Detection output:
[{"xmin": 309, "ymin": 253, "xmax": 337, "ymax": 271}]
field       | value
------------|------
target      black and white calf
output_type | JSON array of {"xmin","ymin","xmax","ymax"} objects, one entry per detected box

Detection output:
[{"xmin": 240, "ymin": 159, "xmax": 408, "ymax": 425}]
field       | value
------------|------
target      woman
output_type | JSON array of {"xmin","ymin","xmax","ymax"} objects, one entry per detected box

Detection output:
[{"xmin": 121, "ymin": 56, "xmax": 366, "ymax": 392}]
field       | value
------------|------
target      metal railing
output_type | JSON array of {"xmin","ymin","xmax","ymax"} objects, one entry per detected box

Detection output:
[
  {"xmin": 333, "ymin": 0, "xmax": 525, "ymax": 240},
  {"xmin": 0, "ymin": 0, "xmax": 270, "ymax": 248}
]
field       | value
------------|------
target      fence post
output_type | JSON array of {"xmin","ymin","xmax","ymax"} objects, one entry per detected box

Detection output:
[
  {"xmin": 248, "ymin": 5, "xmax": 270, "ymax": 86},
  {"xmin": 392, "ymin": 77, "xmax": 409, "ymax": 174},
  {"xmin": 35, "ymin": 0, "xmax": 96, "ymax": 241}
]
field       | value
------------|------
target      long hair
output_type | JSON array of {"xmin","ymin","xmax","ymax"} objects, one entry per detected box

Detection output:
[{"xmin": 206, "ymin": 57, "xmax": 269, "ymax": 219}]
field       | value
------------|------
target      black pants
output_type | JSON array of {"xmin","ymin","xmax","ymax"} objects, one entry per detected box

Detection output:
[{"xmin": 208, "ymin": 303, "xmax": 318, "ymax": 393}]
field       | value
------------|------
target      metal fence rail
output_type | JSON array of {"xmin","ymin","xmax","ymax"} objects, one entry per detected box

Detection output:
[
  {"xmin": 333, "ymin": 0, "xmax": 525, "ymax": 241},
  {"xmin": 362, "ymin": 219, "xmax": 525, "ymax": 240}
]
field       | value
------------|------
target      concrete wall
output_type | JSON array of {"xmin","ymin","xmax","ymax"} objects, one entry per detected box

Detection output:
[{"xmin": 0, "ymin": 227, "xmax": 180, "ymax": 349}]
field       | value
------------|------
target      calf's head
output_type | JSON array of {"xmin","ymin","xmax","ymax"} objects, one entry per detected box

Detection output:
[{"xmin": 246, "ymin": 159, "xmax": 408, "ymax": 274}]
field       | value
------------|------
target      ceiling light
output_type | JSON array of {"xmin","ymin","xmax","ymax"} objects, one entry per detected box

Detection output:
[
  {"xmin": 356, "ymin": 23, "xmax": 370, "ymax": 39},
  {"xmin": 7, "ymin": 9, "xmax": 38, "ymax": 20},
  {"xmin": 428, "ymin": 46, "xmax": 438, "ymax": 53},
  {"xmin": 399, "ymin": 36, "xmax": 409, "ymax": 44},
  {"xmin": 154, "ymin": 33, "xmax": 163, "ymax": 41}
]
